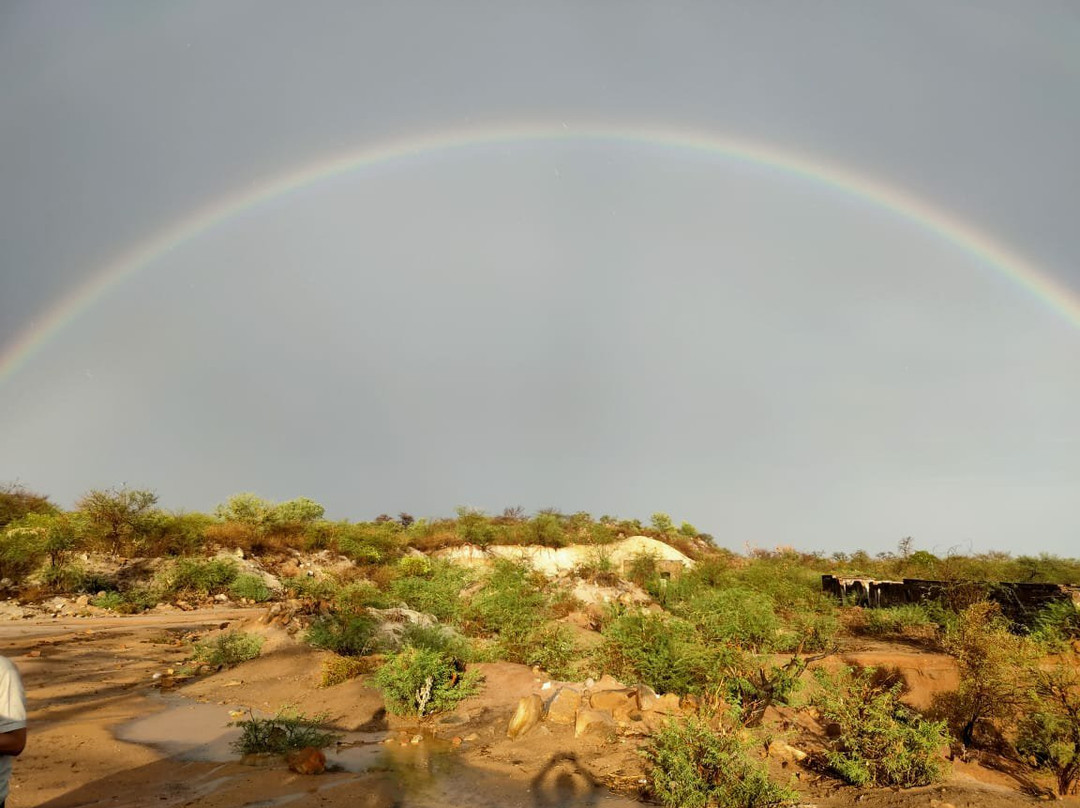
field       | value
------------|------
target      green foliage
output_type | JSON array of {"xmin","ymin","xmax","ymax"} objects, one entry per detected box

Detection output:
[
  {"xmin": 650, "ymin": 512, "xmax": 675, "ymax": 536},
  {"xmin": 858, "ymin": 604, "xmax": 937, "ymax": 640},
  {"xmin": 164, "ymin": 557, "xmax": 238, "ymax": 596},
  {"xmin": 0, "ymin": 483, "xmax": 57, "ymax": 528},
  {"xmin": 305, "ymin": 614, "xmax": 380, "ymax": 656},
  {"xmin": 193, "ymin": 630, "xmax": 264, "ymax": 668},
  {"xmin": 596, "ymin": 609, "xmax": 729, "ymax": 696},
  {"xmin": 76, "ymin": 487, "xmax": 160, "ymax": 556},
  {"xmin": 91, "ymin": 591, "xmax": 125, "ymax": 611},
  {"xmin": 320, "ymin": 654, "xmax": 377, "ymax": 687},
  {"xmin": 0, "ymin": 524, "xmax": 46, "ymax": 580},
  {"xmin": 725, "ymin": 656, "xmax": 808, "ymax": 727},
  {"xmin": 281, "ymin": 575, "xmax": 339, "ymax": 601},
  {"xmin": 214, "ymin": 493, "xmax": 276, "ymax": 527},
  {"xmin": 812, "ymin": 666, "xmax": 950, "ymax": 788},
  {"xmin": 373, "ymin": 646, "xmax": 482, "ymax": 717},
  {"xmin": 337, "ymin": 521, "xmax": 403, "ymax": 564},
  {"xmin": 41, "ymin": 561, "xmax": 89, "ymax": 592},
  {"xmin": 464, "ymin": 560, "xmax": 577, "ymax": 676},
  {"xmin": 938, "ymin": 601, "xmax": 1035, "ymax": 747},
  {"xmin": 1029, "ymin": 599, "xmax": 1080, "ymax": 652},
  {"xmin": 455, "ymin": 506, "xmax": 498, "ymax": 547},
  {"xmin": 397, "ymin": 555, "xmax": 432, "ymax": 578},
  {"xmin": 230, "ymin": 709, "xmax": 338, "ymax": 755},
  {"xmin": 643, "ymin": 717, "xmax": 798, "ymax": 808},
  {"xmin": 273, "ymin": 497, "xmax": 325, "ymax": 524},
  {"xmin": 229, "ymin": 573, "xmax": 272, "ymax": 602},
  {"xmin": 1016, "ymin": 663, "xmax": 1080, "ymax": 796},
  {"xmin": 333, "ymin": 580, "xmax": 392, "ymax": 613},
  {"xmin": 678, "ymin": 588, "xmax": 780, "ymax": 652},
  {"xmin": 390, "ymin": 561, "xmax": 469, "ymax": 622}
]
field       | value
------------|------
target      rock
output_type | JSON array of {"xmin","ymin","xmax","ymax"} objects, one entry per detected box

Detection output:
[
  {"xmin": 463, "ymin": 732, "xmax": 480, "ymax": 742},
  {"xmin": 410, "ymin": 734, "xmax": 423, "ymax": 745},
  {"xmin": 929, "ymin": 801, "xmax": 956, "ymax": 808},
  {"xmin": 635, "ymin": 683, "xmax": 659, "ymax": 711},
  {"xmin": 286, "ymin": 746, "xmax": 326, "ymax": 775},
  {"xmin": 507, "ymin": 694, "xmax": 544, "ymax": 739},
  {"xmin": 591, "ymin": 674, "xmax": 627, "ymax": 692},
  {"xmin": 451, "ymin": 736, "xmax": 462, "ymax": 747},
  {"xmin": 679, "ymin": 694, "xmax": 700, "ymax": 713},
  {"xmin": 769, "ymin": 741, "xmax": 808, "ymax": 763},
  {"xmin": 653, "ymin": 693, "xmax": 682, "ymax": 715},
  {"xmin": 575, "ymin": 708, "xmax": 616, "ymax": 739},
  {"xmin": 545, "ymin": 688, "xmax": 582, "ymax": 725},
  {"xmin": 590, "ymin": 688, "xmax": 641, "ymax": 721},
  {"xmin": 75, "ymin": 595, "xmax": 90, "ymax": 607},
  {"xmin": 214, "ymin": 593, "xmax": 229, "ymax": 602}
]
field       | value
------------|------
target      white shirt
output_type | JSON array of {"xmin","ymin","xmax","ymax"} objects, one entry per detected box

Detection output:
[{"xmin": 0, "ymin": 656, "xmax": 26, "ymax": 804}]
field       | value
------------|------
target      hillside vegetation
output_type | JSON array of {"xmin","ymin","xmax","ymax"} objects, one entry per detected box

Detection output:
[{"xmin": 6, "ymin": 482, "xmax": 1080, "ymax": 801}]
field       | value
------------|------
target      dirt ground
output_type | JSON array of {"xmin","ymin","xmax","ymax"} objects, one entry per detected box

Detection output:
[{"xmin": 0, "ymin": 609, "xmax": 1066, "ymax": 808}]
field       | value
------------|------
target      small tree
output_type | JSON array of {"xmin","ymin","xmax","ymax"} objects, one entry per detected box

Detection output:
[
  {"xmin": 940, "ymin": 601, "xmax": 1035, "ymax": 747},
  {"xmin": 650, "ymin": 512, "xmax": 675, "ymax": 536},
  {"xmin": 0, "ymin": 483, "xmax": 56, "ymax": 528},
  {"xmin": 76, "ymin": 487, "xmax": 159, "ymax": 556}
]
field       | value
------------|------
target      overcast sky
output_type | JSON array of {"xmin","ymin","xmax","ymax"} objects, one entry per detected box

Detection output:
[{"xmin": 1, "ymin": 2, "xmax": 1078, "ymax": 555}]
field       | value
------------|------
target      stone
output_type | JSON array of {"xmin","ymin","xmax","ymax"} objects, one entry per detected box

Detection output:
[
  {"xmin": 590, "ymin": 688, "xmax": 636, "ymax": 713},
  {"xmin": 635, "ymin": 683, "xmax": 658, "ymax": 711},
  {"xmin": 286, "ymin": 746, "xmax": 326, "ymax": 775},
  {"xmin": 768, "ymin": 741, "xmax": 808, "ymax": 763},
  {"xmin": 653, "ymin": 693, "xmax": 682, "ymax": 715},
  {"xmin": 507, "ymin": 694, "xmax": 544, "ymax": 739},
  {"xmin": 545, "ymin": 688, "xmax": 582, "ymax": 725},
  {"xmin": 75, "ymin": 595, "xmax": 90, "ymax": 607},
  {"xmin": 679, "ymin": 694, "xmax": 700, "ymax": 713},
  {"xmin": 591, "ymin": 674, "xmax": 627, "ymax": 692},
  {"xmin": 575, "ymin": 708, "xmax": 616, "ymax": 739}
]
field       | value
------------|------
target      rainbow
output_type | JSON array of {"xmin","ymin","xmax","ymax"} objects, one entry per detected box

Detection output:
[{"xmin": 3, "ymin": 121, "xmax": 1079, "ymax": 386}]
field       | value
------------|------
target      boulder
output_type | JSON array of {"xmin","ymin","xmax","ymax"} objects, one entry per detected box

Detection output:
[
  {"xmin": 545, "ymin": 688, "xmax": 582, "ymax": 725},
  {"xmin": 652, "ymin": 693, "xmax": 682, "ymax": 715},
  {"xmin": 635, "ymin": 683, "xmax": 659, "ymax": 711},
  {"xmin": 575, "ymin": 708, "xmax": 616, "ymax": 739},
  {"xmin": 287, "ymin": 746, "xmax": 326, "ymax": 775},
  {"xmin": 768, "ymin": 741, "xmax": 808, "ymax": 763},
  {"xmin": 507, "ymin": 694, "xmax": 544, "ymax": 739}
]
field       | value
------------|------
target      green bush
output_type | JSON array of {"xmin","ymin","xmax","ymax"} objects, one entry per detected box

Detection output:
[
  {"xmin": 643, "ymin": 717, "xmax": 798, "ymax": 808},
  {"xmin": 333, "ymin": 580, "xmax": 392, "ymax": 612},
  {"xmin": 397, "ymin": 555, "xmax": 432, "ymax": 578},
  {"xmin": 1016, "ymin": 663, "xmax": 1080, "ymax": 796},
  {"xmin": 859, "ymin": 604, "xmax": 936, "ymax": 638},
  {"xmin": 165, "ymin": 558, "xmax": 238, "ymax": 596},
  {"xmin": 229, "ymin": 573, "xmax": 272, "ymax": 602},
  {"xmin": 281, "ymin": 575, "xmax": 339, "ymax": 601},
  {"xmin": 373, "ymin": 647, "xmax": 482, "ymax": 717},
  {"xmin": 390, "ymin": 561, "xmax": 469, "ymax": 621},
  {"xmin": 305, "ymin": 614, "xmax": 380, "ymax": 656},
  {"xmin": 679, "ymin": 588, "xmax": 781, "ymax": 652},
  {"xmin": 596, "ymin": 610, "xmax": 729, "ymax": 696},
  {"xmin": 337, "ymin": 521, "xmax": 403, "ymax": 564},
  {"xmin": 91, "ymin": 591, "xmax": 125, "ymax": 611},
  {"xmin": 193, "ymin": 630, "xmax": 264, "ymax": 668},
  {"xmin": 230, "ymin": 709, "xmax": 338, "ymax": 755},
  {"xmin": 812, "ymin": 666, "xmax": 949, "ymax": 787},
  {"xmin": 320, "ymin": 654, "xmax": 379, "ymax": 687},
  {"xmin": 1028, "ymin": 599, "xmax": 1080, "ymax": 652}
]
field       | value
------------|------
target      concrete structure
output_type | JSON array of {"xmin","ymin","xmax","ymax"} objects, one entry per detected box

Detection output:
[{"xmin": 822, "ymin": 574, "xmax": 1080, "ymax": 624}]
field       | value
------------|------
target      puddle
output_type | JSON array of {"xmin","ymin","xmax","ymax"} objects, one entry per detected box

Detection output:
[{"xmin": 116, "ymin": 698, "xmax": 642, "ymax": 807}]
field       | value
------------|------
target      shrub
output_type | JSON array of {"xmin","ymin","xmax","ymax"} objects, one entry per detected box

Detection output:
[
  {"xmin": 91, "ymin": 591, "xmax": 125, "ymax": 611},
  {"xmin": 229, "ymin": 573, "xmax": 272, "ymax": 603},
  {"xmin": 305, "ymin": 614, "xmax": 380, "ymax": 656},
  {"xmin": 389, "ymin": 561, "xmax": 469, "ymax": 622},
  {"xmin": 858, "ymin": 604, "xmax": 936, "ymax": 640},
  {"xmin": 938, "ymin": 601, "xmax": 1035, "ymax": 747},
  {"xmin": 320, "ymin": 654, "xmax": 380, "ymax": 687},
  {"xmin": 281, "ymin": 575, "xmax": 338, "ymax": 601},
  {"xmin": 1016, "ymin": 663, "xmax": 1080, "ymax": 796},
  {"xmin": 0, "ymin": 484, "xmax": 56, "ymax": 528},
  {"xmin": 1029, "ymin": 599, "xmax": 1080, "ymax": 652},
  {"xmin": 193, "ymin": 630, "xmax": 264, "ymax": 668},
  {"xmin": 333, "ymin": 581, "xmax": 392, "ymax": 613},
  {"xmin": 596, "ymin": 610, "xmax": 728, "ymax": 696},
  {"xmin": 678, "ymin": 588, "xmax": 781, "ymax": 652},
  {"xmin": 643, "ymin": 716, "xmax": 798, "ymax": 808},
  {"xmin": 230, "ymin": 709, "xmax": 338, "ymax": 755},
  {"xmin": 812, "ymin": 666, "xmax": 949, "ymax": 787},
  {"xmin": 373, "ymin": 647, "xmax": 482, "ymax": 717},
  {"xmin": 397, "ymin": 555, "xmax": 432, "ymax": 578},
  {"xmin": 165, "ymin": 558, "xmax": 238, "ymax": 596},
  {"xmin": 337, "ymin": 521, "xmax": 403, "ymax": 564}
]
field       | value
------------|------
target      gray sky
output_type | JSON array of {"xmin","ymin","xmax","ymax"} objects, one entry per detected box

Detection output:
[{"xmin": 1, "ymin": 1, "xmax": 1078, "ymax": 555}]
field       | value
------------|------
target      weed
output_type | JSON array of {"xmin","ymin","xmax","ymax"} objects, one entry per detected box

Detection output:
[
  {"xmin": 229, "ymin": 573, "xmax": 272, "ymax": 602},
  {"xmin": 812, "ymin": 666, "xmax": 949, "ymax": 787},
  {"xmin": 374, "ymin": 647, "xmax": 482, "ymax": 717},
  {"xmin": 91, "ymin": 591, "xmax": 125, "ymax": 611},
  {"xmin": 305, "ymin": 614, "xmax": 380, "ymax": 656},
  {"xmin": 193, "ymin": 630, "xmax": 264, "ymax": 668},
  {"xmin": 165, "ymin": 558, "xmax": 238, "ymax": 597},
  {"xmin": 643, "ymin": 716, "xmax": 798, "ymax": 808},
  {"xmin": 320, "ymin": 654, "xmax": 381, "ymax": 687},
  {"xmin": 230, "ymin": 708, "xmax": 338, "ymax": 755}
]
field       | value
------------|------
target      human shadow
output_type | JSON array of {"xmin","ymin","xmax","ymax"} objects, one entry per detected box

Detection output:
[{"xmin": 529, "ymin": 752, "xmax": 602, "ymax": 808}]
